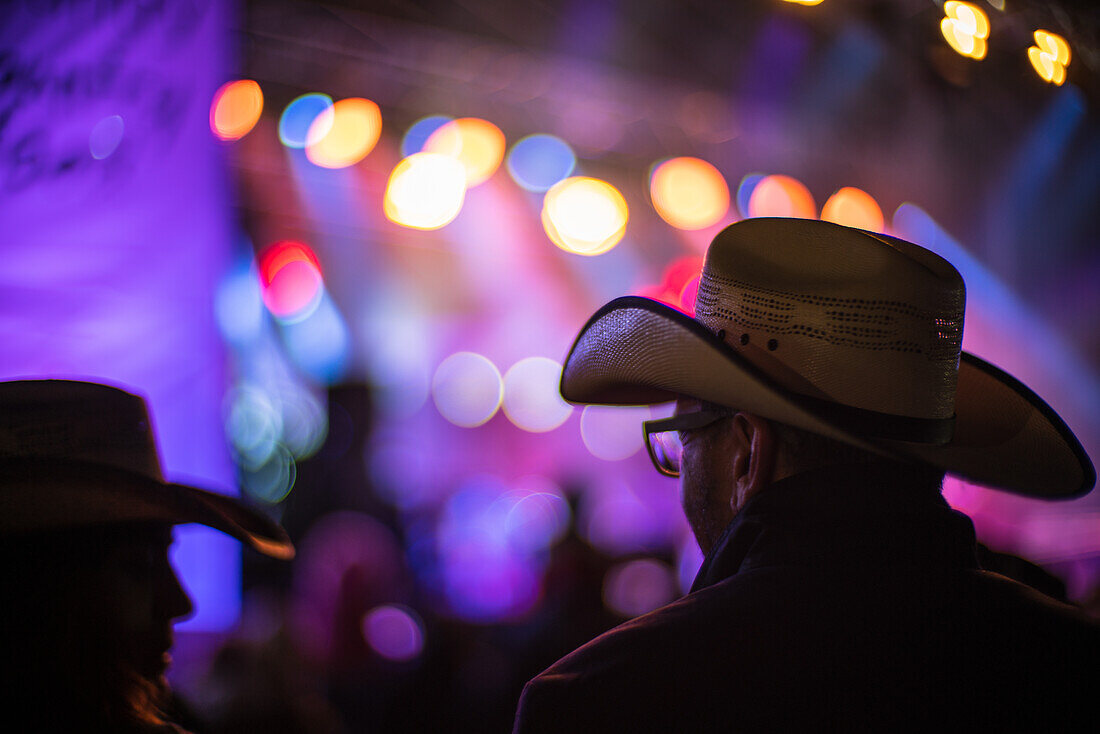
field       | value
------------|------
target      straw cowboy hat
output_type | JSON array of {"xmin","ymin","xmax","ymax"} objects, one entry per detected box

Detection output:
[
  {"xmin": 0, "ymin": 379, "xmax": 294, "ymax": 558},
  {"xmin": 560, "ymin": 218, "xmax": 1094, "ymax": 499}
]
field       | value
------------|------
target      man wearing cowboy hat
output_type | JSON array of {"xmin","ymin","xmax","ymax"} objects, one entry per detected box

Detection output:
[
  {"xmin": 0, "ymin": 379, "xmax": 294, "ymax": 732},
  {"xmin": 513, "ymin": 218, "xmax": 1099, "ymax": 732}
]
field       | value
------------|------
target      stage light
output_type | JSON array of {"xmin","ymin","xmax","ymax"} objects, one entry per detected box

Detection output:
[
  {"xmin": 215, "ymin": 260, "xmax": 265, "ymax": 345},
  {"xmin": 580, "ymin": 405, "xmax": 650, "ymax": 461},
  {"xmin": 603, "ymin": 559, "xmax": 676, "ymax": 618},
  {"xmin": 278, "ymin": 93, "xmax": 334, "ymax": 149},
  {"xmin": 210, "ymin": 80, "xmax": 263, "ymax": 141},
  {"xmin": 1028, "ymin": 30, "xmax": 1071, "ymax": 85},
  {"xmin": 363, "ymin": 605, "xmax": 425, "ymax": 662},
  {"xmin": 424, "ymin": 117, "xmax": 506, "ymax": 186},
  {"xmin": 384, "ymin": 152, "xmax": 467, "ymax": 230},
  {"xmin": 820, "ymin": 186, "xmax": 885, "ymax": 232},
  {"xmin": 649, "ymin": 157, "xmax": 730, "ymax": 230},
  {"xmin": 940, "ymin": 2, "xmax": 989, "ymax": 61},
  {"xmin": 542, "ymin": 176, "xmax": 629, "ymax": 256},
  {"xmin": 502, "ymin": 357, "xmax": 573, "ymax": 432},
  {"xmin": 781, "ymin": 0, "xmax": 824, "ymax": 5},
  {"xmin": 305, "ymin": 97, "xmax": 382, "ymax": 168},
  {"xmin": 258, "ymin": 241, "xmax": 324, "ymax": 322},
  {"xmin": 747, "ymin": 174, "xmax": 816, "ymax": 219},
  {"xmin": 506, "ymin": 134, "xmax": 576, "ymax": 192},
  {"xmin": 432, "ymin": 352, "xmax": 503, "ymax": 428},
  {"xmin": 89, "ymin": 115, "xmax": 124, "ymax": 159},
  {"xmin": 401, "ymin": 114, "xmax": 453, "ymax": 157}
]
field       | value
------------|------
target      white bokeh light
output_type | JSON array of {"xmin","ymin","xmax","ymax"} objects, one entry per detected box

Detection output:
[
  {"xmin": 432, "ymin": 352, "xmax": 504, "ymax": 428},
  {"xmin": 502, "ymin": 357, "xmax": 573, "ymax": 433},
  {"xmin": 580, "ymin": 405, "xmax": 651, "ymax": 461}
]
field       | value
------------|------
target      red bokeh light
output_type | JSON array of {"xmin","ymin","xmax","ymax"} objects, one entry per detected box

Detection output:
[{"xmin": 258, "ymin": 241, "xmax": 324, "ymax": 320}]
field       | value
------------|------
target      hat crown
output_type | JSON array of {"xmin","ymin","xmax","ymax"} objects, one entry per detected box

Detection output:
[
  {"xmin": 0, "ymin": 380, "xmax": 164, "ymax": 481},
  {"xmin": 695, "ymin": 219, "xmax": 965, "ymax": 420}
]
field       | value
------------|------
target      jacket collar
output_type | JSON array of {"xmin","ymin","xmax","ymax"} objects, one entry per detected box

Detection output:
[{"xmin": 690, "ymin": 463, "xmax": 979, "ymax": 593}]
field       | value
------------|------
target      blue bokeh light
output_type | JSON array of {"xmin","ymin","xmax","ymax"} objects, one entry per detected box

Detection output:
[
  {"xmin": 506, "ymin": 134, "xmax": 576, "ymax": 192},
  {"xmin": 278, "ymin": 93, "xmax": 334, "ymax": 149},
  {"xmin": 735, "ymin": 172, "xmax": 766, "ymax": 218},
  {"xmin": 89, "ymin": 114, "xmax": 124, "ymax": 159},
  {"xmin": 400, "ymin": 114, "xmax": 453, "ymax": 157}
]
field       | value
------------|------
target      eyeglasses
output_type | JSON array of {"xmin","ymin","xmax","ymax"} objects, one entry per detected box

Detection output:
[{"xmin": 642, "ymin": 409, "xmax": 730, "ymax": 477}]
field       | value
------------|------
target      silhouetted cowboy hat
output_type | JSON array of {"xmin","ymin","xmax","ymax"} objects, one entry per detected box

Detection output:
[
  {"xmin": 0, "ymin": 379, "xmax": 295, "ymax": 558},
  {"xmin": 561, "ymin": 218, "xmax": 1094, "ymax": 499}
]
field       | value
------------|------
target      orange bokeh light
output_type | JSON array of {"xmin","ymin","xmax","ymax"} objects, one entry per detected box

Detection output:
[
  {"xmin": 542, "ymin": 176, "xmax": 629, "ymax": 256},
  {"xmin": 649, "ymin": 157, "xmax": 730, "ymax": 230},
  {"xmin": 940, "ymin": 1, "xmax": 989, "ymax": 60},
  {"xmin": 820, "ymin": 187, "xmax": 885, "ymax": 232},
  {"xmin": 424, "ymin": 117, "xmax": 506, "ymax": 187},
  {"xmin": 747, "ymin": 175, "xmax": 816, "ymax": 219},
  {"xmin": 305, "ymin": 98, "xmax": 383, "ymax": 169},
  {"xmin": 1028, "ymin": 30, "xmax": 1071, "ymax": 85},
  {"xmin": 210, "ymin": 80, "xmax": 263, "ymax": 141},
  {"xmin": 384, "ymin": 152, "xmax": 468, "ymax": 230}
]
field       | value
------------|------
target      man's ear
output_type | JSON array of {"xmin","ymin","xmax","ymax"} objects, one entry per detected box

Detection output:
[{"xmin": 729, "ymin": 413, "xmax": 777, "ymax": 513}]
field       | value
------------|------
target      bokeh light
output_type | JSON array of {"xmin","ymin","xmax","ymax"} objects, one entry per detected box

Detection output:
[
  {"xmin": 580, "ymin": 405, "xmax": 650, "ymax": 461},
  {"xmin": 384, "ymin": 152, "xmax": 467, "ymax": 230},
  {"xmin": 747, "ymin": 174, "xmax": 816, "ymax": 219},
  {"xmin": 278, "ymin": 93, "xmax": 334, "ymax": 148},
  {"xmin": 501, "ymin": 477, "xmax": 571, "ymax": 553},
  {"xmin": 240, "ymin": 443, "xmax": 296, "ymax": 504},
  {"xmin": 401, "ymin": 114, "xmax": 453, "ymax": 157},
  {"xmin": 280, "ymin": 294, "xmax": 351, "ymax": 385},
  {"xmin": 226, "ymin": 384, "xmax": 283, "ymax": 469},
  {"xmin": 215, "ymin": 258, "xmax": 266, "ymax": 346},
  {"xmin": 603, "ymin": 558, "xmax": 676, "ymax": 617},
  {"xmin": 506, "ymin": 134, "xmax": 576, "ymax": 192},
  {"xmin": 1028, "ymin": 30, "xmax": 1071, "ymax": 85},
  {"xmin": 735, "ymin": 172, "xmax": 766, "ymax": 218},
  {"xmin": 362, "ymin": 605, "xmax": 425, "ymax": 662},
  {"xmin": 432, "ymin": 352, "xmax": 504, "ymax": 428},
  {"xmin": 210, "ymin": 79, "xmax": 263, "ymax": 141},
  {"xmin": 542, "ymin": 176, "xmax": 629, "ymax": 256},
  {"xmin": 820, "ymin": 186, "xmax": 885, "ymax": 232},
  {"xmin": 305, "ymin": 97, "xmax": 382, "ymax": 168},
  {"xmin": 502, "ymin": 357, "xmax": 573, "ymax": 433},
  {"xmin": 940, "ymin": 2, "xmax": 989, "ymax": 60},
  {"xmin": 649, "ymin": 156, "xmax": 730, "ymax": 230},
  {"xmin": 258, "ymin": 241, "xmax": 324, "ymax": 322},
  {"xmin": 89, "ymin": 115, "xmax": 124, "ymax": 159},
  {"xmin": 423, "ymin": 117, "xmax": 506, "ymax": 187},
  {"xmin": 436, "ymin": 478, "xmax": 542, "ymax": 622}
]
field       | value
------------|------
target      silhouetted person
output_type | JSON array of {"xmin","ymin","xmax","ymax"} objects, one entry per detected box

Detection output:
[
  {"xmin": 0, "ymin": 379, "xmax": 294, "ymax": 732},
  {"xmin": 514, "ymin": 219, "xmax": 1099, "ymax": 732}
]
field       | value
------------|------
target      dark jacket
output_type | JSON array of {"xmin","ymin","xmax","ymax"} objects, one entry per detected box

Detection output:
[{"xmin": 513, "ymin": 464, "xmax": 1099, "ymax": 733}]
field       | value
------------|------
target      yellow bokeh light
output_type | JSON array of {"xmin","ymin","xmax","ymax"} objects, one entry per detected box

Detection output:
[
  {"xmin": 305, "ymin": 98, "xmax": 382, "ymax": 169},
  {"xmin": 542, "ymin": 176, "xmax": 629, "ymax": 256},
  {"xmin": 940, "ymin": 1, "xmax": 989, "ymax": 60},
  {"xmin": 781, "ymin": 0, "xmax": 824, "ymax": 5},
  {"xmin": 210, "ymin": 80, "xmax": 263, "ymax": 141},
  {"xmin": 747, "ymin": 175, "xmax": 816, "ymax": 219},
  {"xmin": 649, "ymin": 157, "xmax": 730, "ymax": 230},
  {"xmin": 1028, "ymin": 30, "xmax": 1071, "ymax": 85},
  {"xmin": 384, "ymin": 152, "xmax": 468, "ymax": 230},
  {"xmin": 820, "ymin": 187, "xmax": 885, "ymax": 232},
  {"xmin": 423, "ymin": 117, "xmax": 505, "ymax": 187}
]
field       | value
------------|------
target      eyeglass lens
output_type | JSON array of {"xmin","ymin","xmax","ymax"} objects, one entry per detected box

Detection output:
[{"xmin": 649, "ymin": 431, "xmax": 683, "ymax": 474}]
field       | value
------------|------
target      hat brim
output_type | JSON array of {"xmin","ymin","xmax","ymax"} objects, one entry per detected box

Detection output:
[
  {"xmin": 560, "ymin": 296, "xmax": 1094, "ymax": 499},
  {"xmin": 0, "ymin": 458, "xmax": 295, "ymax": 559}
]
